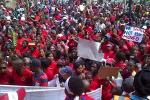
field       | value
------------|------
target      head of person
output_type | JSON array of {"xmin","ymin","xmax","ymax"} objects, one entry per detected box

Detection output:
[
  {"xmin": 65, "ymin": 77, "xmax": 84, "ymax": 99},
  {"xmin": 46, "ymin": 52, "xmax": 55, "ymax": 61},
  {"xmin": 12, "ymin": 58, "xmax": 25, "ymax": 75},
  {"xmin": 40, "ymin": 58, "xmax": 50, "ymax": 70},
  {"xmin": 39, "ymin": 49, "xmax": 46, "ymax": 57},
  {"xmin": 122, "ymin": 77, "xmax": 134, "ymax": 93},
  {"xmin": 134, "ymin": 69, "xmax": 150, "ymax": 97},
  {"xmin": 0, "ymin": 62, "xmax": 7, "ymax": 74},
  {"xmin": 106, "ymin": 43, "xmax": 113, "ymax": 51},
  {"xmin": 23, "ymin": 57, "xmax": 31, "ymax": 66},
  {"xmin": 116, "ymin": 52, "xmax": 126, "ymax": 61},
  {"xmin": 22, "ymin": 40, "xmax": 28, "ymax": 48},
  {"xmin": 74, "ymin": 59, "xmax": 85, "ymax": 74},
  {"xmin": 59, "ymin": 66, "xmax": 73, "ymax": 80},
  {"xmin": 30, "ymin": 58, "xmax": 42, "ymax": 73},
  {"xmin": 90, "ymin": 61, "xmax": 100, "ymax": 76}
]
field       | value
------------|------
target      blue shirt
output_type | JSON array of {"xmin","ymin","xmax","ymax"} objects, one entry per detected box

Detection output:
[{"xmin": 130, "ymin": 95, "xmax": 148, "ymax": 100}]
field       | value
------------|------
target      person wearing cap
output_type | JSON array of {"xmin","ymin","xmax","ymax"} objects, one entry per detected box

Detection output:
[
  {"xmin": 59, "ymin": 66, "xmax": 73, "ymax": 80},
  {"xmin": 30, "ymin": 58, "xmax": 48, "ymax": 87},
  {"xmin": 48, "ymin": 66, "xmax": 73, "ymax": 87}
]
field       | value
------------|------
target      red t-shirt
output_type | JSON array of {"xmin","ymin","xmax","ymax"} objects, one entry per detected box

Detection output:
[
  {"xmin": 45, "ymin": 67, "xmax": 55, "ymax": 81},
  {"xmin": 100, "ymin": 79, "xmax": 114, "ymax": 100},
  {"xmin": 104, "ymin": 51, "xmax": 116, "ymax": 59},
  {"xmin": 88, "ymin": 76, "xmax": 100, "ymax": 91},
  {"xmin": 115, "ymin": 60, "xmax": 127, "ymax": 69},
  {"xmin": 0, "ymin": 70, "xmax": 12, "ymax": 85},
  {"xmin": 31, "ymin": 47, "xmax": 40, "ymax": 58},
  {"xmin": 34, "ymin": 72, "xmax": 48, "ymax": 87},
  {"xmin": 12, "ymin": 68, "xmax": 33, "ymax": 86},
  {"xmin": 49, "ymin": 61, "xmax": 58, "ymax": 75}
]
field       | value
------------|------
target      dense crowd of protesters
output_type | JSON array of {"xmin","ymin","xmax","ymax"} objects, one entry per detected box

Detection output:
[{"xmin": 0, "ymin": 0, "xmax": 150, "ymax": 100}]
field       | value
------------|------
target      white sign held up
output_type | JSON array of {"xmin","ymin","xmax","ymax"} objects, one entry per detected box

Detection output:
[
  {"xmin": 122, "ymin": 26, "xmax": 144, "ymax": 43},
  {"xmin": 77, "ymin": 39, "xmax": 104, "ymax": 62}
]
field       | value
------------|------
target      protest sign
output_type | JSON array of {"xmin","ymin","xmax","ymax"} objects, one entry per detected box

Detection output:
[
  {"xmin": 122, "ymin": 26, "xmax": 144, "ymax": 43},
  {"xmin": 77, "ymin": 39, "xmax": 103, "ymax": 62},
  {"xmin": 0, "ymin": 85, "xmax": 102, "ymax": 100},
  {"xmin": 98, "ymin": 67, "xmax": 120, "ymax": 79}
]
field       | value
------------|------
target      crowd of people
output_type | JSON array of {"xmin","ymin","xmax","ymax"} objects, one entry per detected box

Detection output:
[{"xmin": 0, "ymin": 0, "xmax": 150, "ymax": 100}]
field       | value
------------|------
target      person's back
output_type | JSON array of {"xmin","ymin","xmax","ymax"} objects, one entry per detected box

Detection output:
[
  {"xmin": 64, "ymin": 76, "xmax": 95, "ymax": 100},
  {"xmin": 130, "ymin": 69, "xmax": 150, "ymax": 100}
]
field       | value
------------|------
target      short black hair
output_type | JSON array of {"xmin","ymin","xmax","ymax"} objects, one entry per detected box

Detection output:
[
  {"xmin": 40, "ymin": 58, "xmax": 50, "ymax": 69},
  {"xmin": 12, "ymin": 58, "xmax": 24, "ymax": 68},
  {"xmin": 68, "ymin": 77, "xmax": 84, "ymax": 96},
  {"xmin": 122, "ymin": 78, "xmax": 134, "ymax": 93},
  {"xmin": 134, "ymin": 69, "xmax": 150, "ymax": 97},
  {"xmin": 74, "ymin": 59, "xmax": 85, "ymax": 69}
]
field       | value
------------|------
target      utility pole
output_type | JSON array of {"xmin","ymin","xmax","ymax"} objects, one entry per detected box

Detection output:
[
  {"xmin": 128, "ymin": 0, "xmax": 132, "ymax": 25},
  {"xmin": 124, "ymin": 0, "xmax": 126, "ymax": 12}
]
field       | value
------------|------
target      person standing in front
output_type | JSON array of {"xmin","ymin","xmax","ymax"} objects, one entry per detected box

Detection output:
[{"xmin": 30, "ymin": 58, "xmax": 48, "ymax": 87}]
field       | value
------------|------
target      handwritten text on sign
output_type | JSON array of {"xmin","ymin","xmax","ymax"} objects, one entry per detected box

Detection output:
[{"xmin": 122, "ymin": 26, "xmax": 144, "ymax": 43}]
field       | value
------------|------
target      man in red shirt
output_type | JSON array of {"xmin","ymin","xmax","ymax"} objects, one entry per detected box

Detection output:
[
  {"xmin": 11, "ymin": 58, "xmax": 33, "ymax": 86},
  {"xmin": 0, "ymin": 62, "xmax": 12, "ymax": 85},
  {"xmin": 30, "ymin": 58, "xmax": 48, "ymax": 87}
]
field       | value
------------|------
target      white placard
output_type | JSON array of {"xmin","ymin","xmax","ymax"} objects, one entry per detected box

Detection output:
[
  {"xmin": 77, "ymin": 39, "xmax": 103, "ymax": 62},
  {"xmin": 122, "ymin": 26, "xmax": 144, "ymax": 43}
]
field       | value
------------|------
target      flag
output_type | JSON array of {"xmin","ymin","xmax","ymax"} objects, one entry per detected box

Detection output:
[{"xmin": 0, "ymin": 88, "xmax": 26, "ymax": 100}]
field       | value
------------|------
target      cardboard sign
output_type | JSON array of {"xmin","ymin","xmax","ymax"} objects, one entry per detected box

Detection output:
[
  {"xmin": 122, "ymin": 26, "xmax": 144, "ymax": 43},
  {"xmin": 98, "ymin": 67, "xmax": 120, "ymax": 79}
]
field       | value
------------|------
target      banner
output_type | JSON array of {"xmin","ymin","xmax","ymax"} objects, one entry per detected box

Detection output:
[
  {"xmin": 0, "ymin": 85, "xmax": 65, "ymax": 100},
  {"xmin": 77, "ymin": 39, "xmax": 104, "ymax": 62},
  {"xmin": 0, "ymin": 88, "xmax": 26, "ymax": 100},
  {"xmin": 0, "ymin": 85, "xmax": 102, "ymax": 100},
  {"xmin": 122, "ymin": 26, "xmax": 144, "ymax": 43}
]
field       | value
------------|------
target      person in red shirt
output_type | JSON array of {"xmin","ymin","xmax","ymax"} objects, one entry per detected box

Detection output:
[
  {"xmin": 115, "ymin": 52, "xmax": 127, "ymax": 69},
  {"xmin": 16, "ymin": 40, "xmax": 29, "ymax": 56},
  {"xmin": 102, "ymin": 42, "xmax": 116, "ymax": 59},
  {"xmin": 40, "ymin": 58, "xmax": 55, "ymax": 81},
  {"xmin": 11, "ymin": 58, "xmax": 33, "ymax": 86},
  {"xmin": 30, "ymin": 58, "xmax": 48, "ymax": 87},
  {"xmin": 29, "ymin": 44, "xmax": 40, "ymax": 58},
  {"xmin": 0, "ymin": 62, "xmax": 12, "ymax": 85},
  {"xmin": 46, "ymin": 52, "xmax": 58, "ymax": 75}
]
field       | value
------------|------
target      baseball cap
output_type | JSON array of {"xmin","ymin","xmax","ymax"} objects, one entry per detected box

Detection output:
[{"xmin": 59, "ymin": 66, "xmax": 72, "ymax": 75}]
